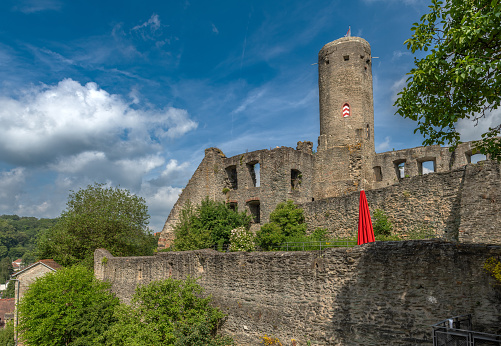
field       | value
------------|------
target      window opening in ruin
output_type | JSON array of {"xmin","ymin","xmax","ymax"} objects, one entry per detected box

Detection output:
[
  {"xmin": 366, "ymin": 124, "xmax": 370, "ymax": 140},
  {"xmin": 247, "ymin": 161, "xmax": 260, "ymax": 187},
  {"xmin": 247, "ymin": 201, "xmax": 260, "ymax": 223},
  {"xmin": 394, "ymin": 160, "xmax": 406, "ymax": 179},
  {"xmin": 419, "ymin": 160, "xmax": 436, "ymax": 175},
  {"xmin": 325, "ymin": 58, "xmax": 329, "ymax": 65},
  {"xmin": 228, "ymin": 202, "xmax": 237, "ymax": 212},
  {"xmin": 291, "ymin": 169, "xmax": 302, "ymax": 190},
  {"xmin": 343, "ymin": 55, "xmax": 349, "ymax": 61},
  {"xmin": 466, "ymin": 153, "xmax": 486, "ymax": 164},
  {"xmin": 373, "ymin": 166, "xmax": 382, "ymax": 182},
  {"xmin": 225, "ymin": 165, "xmax": 238, "ymax": 190}
]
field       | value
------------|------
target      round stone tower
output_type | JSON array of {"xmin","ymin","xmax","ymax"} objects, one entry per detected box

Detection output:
[{"xmin": 313, "ymin": 36, "xmax": 376, "ymax": 198}]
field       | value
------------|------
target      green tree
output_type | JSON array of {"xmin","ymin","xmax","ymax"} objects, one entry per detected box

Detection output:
[
  {"xmin": 0, "ymin": 321, "xmax": 14, "ymax": 346},
  {"xmin": 99, "ymin": 277, "xmax": 233, "ymax": 346},
  {"xmin": 255, "ymin": 200, "xmax": 308, "ymax": 250},
  {"xmin": 173, "ymin": 198, "xmax": 251, "ymax": 251},
  {"xmin": 17, "ymin": 266, "xmax": 119, "ymax": 346},
  {"xmin": 37, "ymin": 183, "xmax": 156, "ymax": 268},
  {"xmin": 395, "ymin": 0, "xmax": 501, "ymax": 160},
  {"xmin": 3, "ymin": 280, "xmax": 14, "ymax": 299},
  {"xmin": 0, "ymin": 258, "xmax": 13, "ymax": 285}
]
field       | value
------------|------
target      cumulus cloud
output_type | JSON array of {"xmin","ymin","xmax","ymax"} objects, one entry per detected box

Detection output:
[{"xmin": 0, "ymin": 78, "xmax": 197, "ymax": 166}]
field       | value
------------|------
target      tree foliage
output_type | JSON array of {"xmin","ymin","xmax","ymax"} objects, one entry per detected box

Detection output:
[
  {"xmin": 0, "ymin": 321, "xmax": 14, "ymax": 346},
  {"xmin": 99, "ymin": 277, "xmax": 233, "ymax": 346},
  {"xmin": 255, "ymin": 200, "xmax": 308, "ymax": 250},
  {"xmin": 172, "ymin": 198, "xmax": 251, "ymax": 251},
  {"xmin": 37, "ymin": 183, "xmax": 156, "ymax": 268},
  {"xmin": 17, "ymin": 266, "xmax": 119, "ymax": 346},
  {"xmin": 395, "ymin": 0, "xmax": 501, "ymax": 160}
]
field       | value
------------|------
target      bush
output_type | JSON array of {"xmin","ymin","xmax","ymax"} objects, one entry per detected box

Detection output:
[
  {"xmin": 18, "ymin": 266, "xmax": 119, "ymax": 346},
  {"xmin": 372, "ymin": 209, "xmax": 393, "ymax": 237},
  {"xmin": 173, "ymin": 198, "xmax": 251, "ymax": 251},
  {"xmin": 484, "ymin": 257, "xmax": 501, "ymax": 285},
  {"xmin": 0, "ymin": 321, "xmax": 14, "ymax": 346},
  {"xmin": 255, "ymin": 201, "xmax": 308, "ymax": 250},
  {"xmin": 229, "ymin": 227, "xmax": 255, "ymax": 252},
  {"xmin": 99, "ymin": 277, "xmax": 233, "ymax": 345}
]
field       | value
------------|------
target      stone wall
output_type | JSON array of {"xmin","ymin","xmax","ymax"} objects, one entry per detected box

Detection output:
[
  {"xmin": 95, "ymin": 241, "xmax": 501, "ymax": 345},
  {"xmin": 301, "ymin": 160, "xmax": 501, "ymax": 244}
]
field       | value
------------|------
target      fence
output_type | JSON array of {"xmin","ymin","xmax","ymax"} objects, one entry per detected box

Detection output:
[{"xmin": 432, "ymin": 314, "xmax": 501, "ymax": 346}]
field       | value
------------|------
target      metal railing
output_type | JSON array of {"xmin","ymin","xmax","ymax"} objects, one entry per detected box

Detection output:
[
  {"xmin": 432, "ymin": 315, "xmax": 501, "ymax": 346},
  {"xmin": 275, "ymin": 240, "xmax": 357, "ymax": 251},
  {"xmin": 211, "ymin": 240, "xmax": 357, "ymax": 253}
]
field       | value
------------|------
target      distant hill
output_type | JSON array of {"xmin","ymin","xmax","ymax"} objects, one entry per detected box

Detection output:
[{"xmin": 0, "ymin": 215, "xmax": 58, "ymax": 284}]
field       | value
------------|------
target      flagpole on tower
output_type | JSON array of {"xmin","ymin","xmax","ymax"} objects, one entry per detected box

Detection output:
[{"xmin": 345, "ymin": 26, "xmax": 351, "ymax": 37}]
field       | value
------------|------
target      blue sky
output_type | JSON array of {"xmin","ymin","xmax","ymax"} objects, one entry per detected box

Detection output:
[{"xmin": 0, "ymin": 0, "xmax": 496, "ymax": 232}]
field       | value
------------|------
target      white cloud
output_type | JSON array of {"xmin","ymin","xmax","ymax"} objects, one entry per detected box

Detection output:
[
  {"xmin": 232, "ymin": 89, "xmax": 266, "ymax": 114},
  {"xmin": 132, "ymin": 14, "xmax": 161, "ymax": 32},
  {"xmin": 457, "ymin": 108, "xmax": 501, "ymax": 142},
  {"xmin": 390, "ymin": 76, "xmax": 407, "ymax": 103},
  {"xmin": 0, "ymin": 78, "xmax": 197, "ymax": 166},
  {"xmin": 13, "ymin": 0, "xmax": 62, "ymax": 13},
  {"xmin": 376, "ymin": 136, "xmax": 391, "ymax": 152}
]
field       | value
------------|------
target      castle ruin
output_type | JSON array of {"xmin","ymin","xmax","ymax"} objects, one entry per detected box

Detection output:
[{"xmin": 158, "ymin": 36, "xmax": 499, "ymax": 249}]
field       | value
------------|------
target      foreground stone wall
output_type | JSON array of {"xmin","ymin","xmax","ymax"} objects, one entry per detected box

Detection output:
[
  {"xmin": 95, "ymin": 241, "xmax": 501, "ymax": 345},
  {"xmin": 301, "ymin": 161, "xmax": 501, "ymax": 244}
]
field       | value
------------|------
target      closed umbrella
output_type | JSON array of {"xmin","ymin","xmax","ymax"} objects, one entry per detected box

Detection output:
[{"xmin": 358, "ymin": 190, "xmax": 375, "ymax": 245}]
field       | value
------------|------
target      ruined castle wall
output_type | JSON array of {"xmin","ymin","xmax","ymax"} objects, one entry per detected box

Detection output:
[
  {"xmin": 159, "ymin": 148, "xmax": 227, "ymax": 248},
  {"xmin": 373, "ymin": 142, "xmax": 477, "ymax": 189},
  {"xmin": 302, "ymin": 161, "xmax": 501, "ymax": 244},
  {"xmin": 95, "ymin": 241, "xmax": 501, "ymax": 345},
  {"xmin": 159, "ymin": 145, "xmax": 315, "ymax": 247}
]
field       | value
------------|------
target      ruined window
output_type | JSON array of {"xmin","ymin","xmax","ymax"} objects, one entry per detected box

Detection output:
[
  {"xmin": 228, "ymin": 201, "xmax": 237, "ymax": 212},
  {"xmin": 466, "ymin": 152, "xmax": 486, "ymax": 164},
  {"xmin": 394, "ymin": 160, "xmax": 406, "ymax": 179},
  {"xmin": 247, "ymin": 161, "xmax": 261, "ymax": 187},
  {"xmin": 225, "ymin": 165, "xmax": 238, "ymax": 190},
  {"xmin": 343, "ymin": 55, "xmax": 349, "ymax": 61},
  {"xmin": 291, "ymin": 169, "xmax": 302, "ymax": 190},
  {"xmin": 247, "ymin": 161, "xmax": 260, "ymax": 187},
  {"xmin": 419, "ymin": 159, "xmax": 436, "ymax": 175},
  {"xmin": 247, "ymin": 201, "xmax": 260, "ymax": 223},
  {"xmin": 373, "ymin": 166, "xmax": 382, "ymax": 182},
  {"xmin": 366, "ymin": 124, "xmax": 370, "ymax": 140}
]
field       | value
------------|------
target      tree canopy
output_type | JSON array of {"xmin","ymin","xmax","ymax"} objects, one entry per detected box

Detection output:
[
  {"xmin": 17, "ymin": 266, "xmax": 119, "ymax": 346},
  {"xmin": 255, "ymin": 200, "xmax": 308, "ymax": 250},
  {"xmin": 394, "ymin": 0, "xmax": 501, "ymax": 160},
  {"xmin": 37, "ymin": 183, "xmax": 156, "ymax": 268}
]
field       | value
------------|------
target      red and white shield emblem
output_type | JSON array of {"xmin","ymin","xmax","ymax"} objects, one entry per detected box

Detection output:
[{"xmin": 342, "ymin": 103, "xmax": 350, "ymax": 118}]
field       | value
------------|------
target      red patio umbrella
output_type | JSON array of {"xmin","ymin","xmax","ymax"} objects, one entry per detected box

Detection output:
[{"xmin": 358, "ymin": 190, "xmax": 375, "ymax": 245}]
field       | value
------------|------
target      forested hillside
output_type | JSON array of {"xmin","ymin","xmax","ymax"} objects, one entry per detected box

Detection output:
[{"xmin": 0, "ymin": 215, "xmax": 58, "ymax": 284}]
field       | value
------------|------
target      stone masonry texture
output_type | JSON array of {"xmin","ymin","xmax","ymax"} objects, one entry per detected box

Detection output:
[{"xmin": 95, "ymin": 241, "xmax": 501, "ymax": 345}]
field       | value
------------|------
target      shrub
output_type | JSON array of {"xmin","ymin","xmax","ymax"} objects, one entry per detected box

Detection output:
[
  {"xmin": 99, "ymin": 277, "xmax": 233, "ymax": 345},
  {"xmin": 484, "ymin": 257, "xmax": 501, "ymax": 285},
  {"xmin": 372, "ymin": 209, "xmax": 393, "ymax": 237},
  {"xmin": 173, "ymin": 198, "xmax": 251, "ymax": 251},
  {"xmin": 229, "ymin": 227, "xmax": 255, "ymax": 252},
  {"xmin": 255, "ymin": 201, "xmax": 307, "ymax": 250},
  {"xmin": 18, "ymin": 266, "xmax": 119, "ymax": 346}
]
